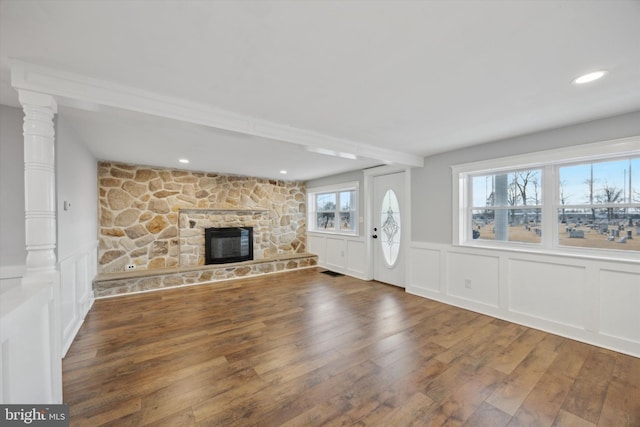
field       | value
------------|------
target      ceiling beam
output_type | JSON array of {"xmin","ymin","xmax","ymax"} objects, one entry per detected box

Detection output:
[{"xmin": 11, "ymin": 60, "xmax": 424, "ymax": 168}]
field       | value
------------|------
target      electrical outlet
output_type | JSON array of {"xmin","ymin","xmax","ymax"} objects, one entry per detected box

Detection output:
[
  {"xmin": 464, "ymin": 279, "xmax": 472, "ymax": 289},
  {"xmin": 126, "ymin": 264, "xmax": 136, "ymax": 270}
]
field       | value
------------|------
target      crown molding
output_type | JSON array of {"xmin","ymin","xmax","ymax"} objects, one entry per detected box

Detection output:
[{"xmin": 10, "ymin": 60, "xmax": 424, "ymax": 168}]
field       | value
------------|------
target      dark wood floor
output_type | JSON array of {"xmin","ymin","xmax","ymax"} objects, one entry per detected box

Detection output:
[{"xmin": 63, "ymin": 268, "xmax": 640, "ymax": 426}]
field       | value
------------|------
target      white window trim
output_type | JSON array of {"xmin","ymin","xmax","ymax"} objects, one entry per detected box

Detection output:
[
  {"xmin": 307, "ymin": 181, "xmax": 359, "ymax": 236},
  {"xmin": 451, "ymin": 136, "xmax": 640, "ymax": 262}
]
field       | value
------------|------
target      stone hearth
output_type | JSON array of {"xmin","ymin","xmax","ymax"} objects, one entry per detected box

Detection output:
[{"xmin": 93, "ymin": 253, "xmax": 317, "ymax": 298}]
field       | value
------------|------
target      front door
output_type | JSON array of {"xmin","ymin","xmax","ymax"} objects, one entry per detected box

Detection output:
[{"xmin": 372, "ymin": 172, "xmax": 405, "ymax": 287}]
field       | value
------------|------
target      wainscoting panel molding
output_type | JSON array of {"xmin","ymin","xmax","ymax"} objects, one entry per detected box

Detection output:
[
  {"xmin": 346, "ymin": 240, "xmax": 366, "ymax": 277},
  {"xmin": 508, "ymin": 259, "xmax": 586, "ymax": 329},
  {"xmin": 407, "ymin": 241, "xmax": 640, "ymax": 358},
  {"xmin": 599, "ymin": 268, "xmax": 640, "ymax": 344},
  {"xmin": 447, "ymin": 251, "xmax": 500, "ymax": 308},
  {"xmin": 308, "ymin": 233, "xmax": 366, "ymax": 279},
  {"xmin": 325, "ymin": 238, "xmax": 346, "ymax": 271},
  {"xmin": 58, "ymin": 241, "xmax": 96, "ymax": 356},
  {"xmin": 408, "ymin": 246, "xmax": 440, "ymax": 292}
]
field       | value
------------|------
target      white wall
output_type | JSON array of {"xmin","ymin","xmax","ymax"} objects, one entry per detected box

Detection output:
[
  {"xmin": 0, "ymin": 105, "xmax": 26, "ymax": 287},
  {"xmin": 56, "ymin": 115, "xmax": 97, "ymax": 355},
  {"xmin": 409, "ymin": 110, "xmax": 640, "ymax": 357}
]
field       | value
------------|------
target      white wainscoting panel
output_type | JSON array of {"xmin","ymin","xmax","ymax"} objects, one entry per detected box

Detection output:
[
  {"xmin": 448, "ymin": 252, "xmax": 500, "ymax": 308},
  {"xmin": 407, "ymin": 241, "xmax": 640, "ymax": 358},
  {"xmin": 58, "ymin": 242, "xmax": 97, "ymax": 356},
  {"xmin": 409, "ymin": 246, "xmax": 440, "ymax": 292},
  {"xmin": 509, "ymin": 259, "xmax": 585, "ymax": 329},
  {"xmin": 307, "ymin": 233, "xmax": 366, "ymax": 279},
  {"xmin": 346, "ymin": 240, "xmax": 366, "ymax": 277},
  {"xmin": 307, "ymin": 235, "xmax": 326, "ymax": 266},
  {"xmin": 59, "ymin": 256, "xmax": 78, "ymax": 347},
  {"xmin": 599, "ymin": 268, "xmax": 640, "ymax": 343},
  {"xmin": 0, "ymin": 278, "xmax": 57, "ymax": 403},
  {"xmin": 325, "ymin": 238, "xmax": 346, "ymax": 271}
]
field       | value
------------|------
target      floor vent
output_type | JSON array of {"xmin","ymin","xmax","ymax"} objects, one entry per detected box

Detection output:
[{"xmin": 321, "ymin": 270, "xmax": 344, "ymax": 277}]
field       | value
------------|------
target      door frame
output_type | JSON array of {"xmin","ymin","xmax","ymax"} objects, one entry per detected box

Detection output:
[{"xmin": 363, "ymin": 165, "xmax": 412, "ymax": 283}]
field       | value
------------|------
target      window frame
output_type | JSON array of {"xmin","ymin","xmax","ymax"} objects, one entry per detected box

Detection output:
[
  {"xmin": 307, "ymin": 182, "xmax": 359, "ymax": 236},
  {"xmin": 452, "ymin": 136, "xmax": 640, "ymax": 261}
]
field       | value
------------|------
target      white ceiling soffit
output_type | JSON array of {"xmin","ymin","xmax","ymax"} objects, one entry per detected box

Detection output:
[{"xmin": 11, "ymin": 61, "xmax": 424, "ymax": 168}]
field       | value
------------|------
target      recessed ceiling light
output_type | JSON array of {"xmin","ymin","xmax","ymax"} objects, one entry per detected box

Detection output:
[
  {"xmin": 179, "ymin": 159, "xmax": 190, "ymax": 164},
  {"xmin": 280, "ymin": 170, "xmax": 288, "ymax": 174},
  {"xmin": 573, "ymin": 70, "xmax": 607, "ymax": 85}
]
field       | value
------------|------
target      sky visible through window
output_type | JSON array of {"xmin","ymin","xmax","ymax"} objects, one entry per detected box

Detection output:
[{"xmin": 559, "ymin": 158, "xmax": 639, "ymax": 205}]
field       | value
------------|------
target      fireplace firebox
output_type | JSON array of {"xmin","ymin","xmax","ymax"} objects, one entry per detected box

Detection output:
[{"xmin": 204, "ymin": 227, "xmax": 253, "ymax": 264}]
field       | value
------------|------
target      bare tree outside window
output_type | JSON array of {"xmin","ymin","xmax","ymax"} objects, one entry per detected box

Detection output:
[{"xmin": 597, "ymin": 182, "xmax": 623, "ymax": 220}]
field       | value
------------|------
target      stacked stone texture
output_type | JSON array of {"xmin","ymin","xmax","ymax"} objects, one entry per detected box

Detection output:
[
  {"xmin": 93, "ymin": 256, "xmax": 317, "ymax": 297},
  {"xmin": 98, "ymin": 162, "xmax": 307, "ymax": 273}
]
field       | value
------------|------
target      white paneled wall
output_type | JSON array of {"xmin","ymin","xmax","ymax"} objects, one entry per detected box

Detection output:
[
  {"xmin": 407, "ymin": 242, "xmax": 640, "ymax": 358},
  {"xmin": 508, "ymin": 259, "xmax": 585, "ymax": 328},
  {"xmin": 0, "ymin": 280, "xmax": 57, "ymax": 403},
  {"xmin": 307, "ymin": 233, "xmax": 367, "ymax": 279},
  {"xmin": 0, "ymin": 243, "xmax": 95, "ymax": 403},
  {"xmin": 599, "ymin": 269, "xmax": 640, "ymax": 343},
  {"xmin": 447, "ymin": 252, "xmax": 500, "ymax": 308},
  {"xmin": 59, "ymin": 242, "xmax": 96, "ymax": 355}
]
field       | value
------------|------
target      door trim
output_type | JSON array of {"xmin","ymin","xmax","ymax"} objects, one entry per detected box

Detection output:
[{"xmin": 363, "ymin": 165, "xmax": 412, "ymax": 282}]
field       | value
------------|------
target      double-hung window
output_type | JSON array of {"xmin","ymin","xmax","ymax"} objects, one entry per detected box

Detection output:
[
  {"xmin": 308, "ymin": 183, "xmax": 358, "ymax": 235},
  {"xmin": 453, "ymin": 137, "xmax": 640, "ymax": 258}
]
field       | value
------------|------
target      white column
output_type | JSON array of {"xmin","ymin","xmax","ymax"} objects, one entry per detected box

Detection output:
[
  {"xmin": 19, "ymin": 90, "xmax": 58, "ymax": 275},
  {"xmin": 494, "ymin": 174, "xmax": 508, "ymax": 241}
]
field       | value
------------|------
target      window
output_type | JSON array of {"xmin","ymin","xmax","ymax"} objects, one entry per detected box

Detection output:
[
  {"xmin": 558, "ymin": 158, "xmax": 640, "ymax": 250},
  {"xmin": 453, "ymin": 136, "xmax": 640, "ymax": 258},
  {"xmin": 470, "ymin": 169, "xmax": 542, "ymax": 244},
  {"xmin": 308, "ymin": 183, "xmax": 358, "ymax": 235}
]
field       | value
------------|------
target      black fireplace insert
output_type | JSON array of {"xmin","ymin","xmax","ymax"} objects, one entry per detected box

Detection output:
[{"xmin": 204, "ymin": 227, "xmax": 253, "ymax": 264}]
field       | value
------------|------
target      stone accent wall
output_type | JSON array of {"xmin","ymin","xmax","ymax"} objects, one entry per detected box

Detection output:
[{"xmin": 98, "ymin": 162, "xmax": 306, "ymax": 273}]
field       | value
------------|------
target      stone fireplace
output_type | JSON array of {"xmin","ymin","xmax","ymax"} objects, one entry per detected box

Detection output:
[{"xmin": 97, "ymin": 162, "xmax": 311, "ymax": 277}]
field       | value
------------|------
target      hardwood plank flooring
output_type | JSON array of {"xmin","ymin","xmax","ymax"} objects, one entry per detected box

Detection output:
[{"xmin": 63, "ymin": 268, "xmax": 640, "ymax": 426}]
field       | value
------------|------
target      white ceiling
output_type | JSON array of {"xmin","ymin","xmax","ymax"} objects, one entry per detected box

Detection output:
[{"xmin": 1, "ymin": 0, "xmax": 640, "ymax": 180}]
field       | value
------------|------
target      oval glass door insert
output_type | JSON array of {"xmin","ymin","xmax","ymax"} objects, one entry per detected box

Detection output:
[{"xmin": 380, "ymin": 189, "xmax": 401, "ymax": 266}]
